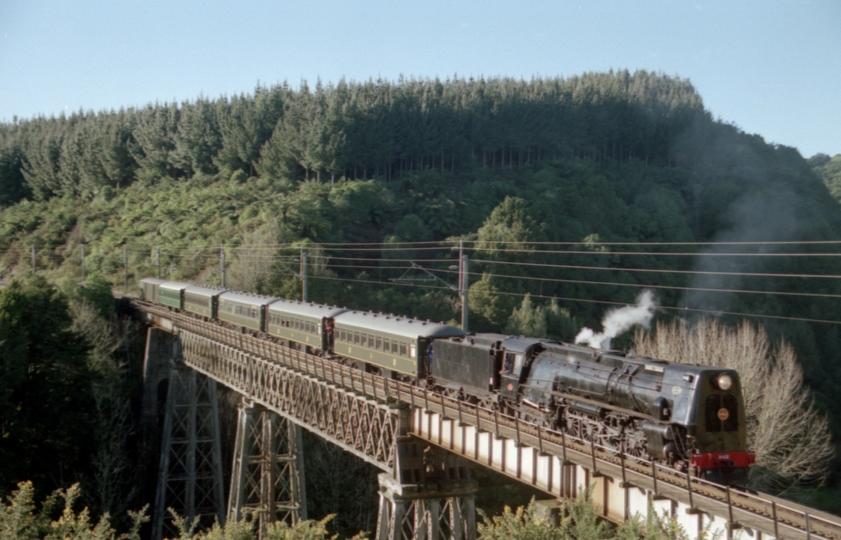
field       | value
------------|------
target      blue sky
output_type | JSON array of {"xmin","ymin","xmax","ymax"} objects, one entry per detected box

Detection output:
[{"xmin": 1, "ymin": 0, "xmax": 838, "ymax": 157}]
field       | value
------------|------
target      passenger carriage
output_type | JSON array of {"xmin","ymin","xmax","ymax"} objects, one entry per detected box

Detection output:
[
  {"xmin": 332, "ymin": 311, "xmax": 466, "ymax": 377},
  {"xmin": 267, "ymin": 299, "xmax": 348, "ymax": 351},
  {"xmin": 158, "ymin": 281, "xmax": 190, "ymax": 310},
  {"xmin": 217, "ymin": 291, "xmax": 280, "ymax": 331},
  {"xmin": 139, "ymin": 277, "xmax": 167, "ymax": 303},
  {"xmin": 183, "ymin": 284, "xmax": 229, "ymax": 319}
]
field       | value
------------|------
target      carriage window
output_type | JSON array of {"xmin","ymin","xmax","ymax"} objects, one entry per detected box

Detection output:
[
  {"xmin": 376, "ymin": 337, "xmax": 382, "ymax": 350},
  {"xmin": 400, "ymin": 343, "xmax": 408, "ymax": 356},
  {"xmin": 705, "ymin": 394, "xmax": 738, "ymax": 432},
  {"xmin": 360, "ymin": 334, "xmax": 367, "ymax": 347},
  {"xmin": 354, "ymin": 332, "xmax": 360, "ymax": 345},
  {"xmin": 383, "ymin": 340, "xmax": 390, "ymax": 353}
]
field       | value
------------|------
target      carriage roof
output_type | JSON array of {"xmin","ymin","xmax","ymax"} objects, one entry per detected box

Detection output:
[
  {"xmin": 268, "ymin": 299, "xmax": 349, "ymax": 319},
  {"xmin": 335, "ymin": 310, "xmax": 466, "ymax": 340}
]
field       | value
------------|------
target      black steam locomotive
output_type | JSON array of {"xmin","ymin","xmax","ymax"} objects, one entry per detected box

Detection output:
[
  {"xmin": 140, "ymin": 278, "xmax": 755, "ymax": 484},
  {"xmin": 433, "ymin": 334, "xmax": 754, "ymax": 484}
]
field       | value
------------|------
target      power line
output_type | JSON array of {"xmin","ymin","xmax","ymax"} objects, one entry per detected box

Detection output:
[
  {"xmin": 464, "ymin": 270, "xmax": 841, "ymax": 300},
  {"xmin": 469, "ymin": 258, "xmax": 841, "ymax": 280},
  {"xmin": 306, "ymin": 274, "xmax": 841, "ymax": 326},
  {"xmin": 464, "ymin": 248, "xmax": 841, "ymax": 257}
]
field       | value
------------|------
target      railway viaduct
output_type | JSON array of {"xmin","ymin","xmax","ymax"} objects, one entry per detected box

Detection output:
[{"xmin": 133, "ymin": 297, "xmax": 839, "ymax": 540}]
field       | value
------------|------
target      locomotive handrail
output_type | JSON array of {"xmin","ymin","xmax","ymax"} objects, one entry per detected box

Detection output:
[{"xmin": 130, "ymin": 298, "xmax": 841, "ymax": 540}]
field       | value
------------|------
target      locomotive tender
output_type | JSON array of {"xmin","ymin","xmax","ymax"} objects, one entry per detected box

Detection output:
[{"xmin": 140, "ymin": 278, "xmax": 754, "ymax": 484}]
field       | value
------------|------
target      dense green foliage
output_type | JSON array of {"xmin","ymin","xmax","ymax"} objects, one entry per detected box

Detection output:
[
  {"xmin": 811, "ymin": 153, "xmax": 841, "ymax": 203},
  {"xmin": 0, "ymin": 275, "xmax": 142, "ymax": 528},
  {"xmin": 0, "ymin": 278, "xmax": 95, "ymax": 500},
  {"xmin": 477, "ymin": 491, "xmax": 703, "ymax": 540},
  {"xmin": 0, "ymin": 71, "xmax": 704, "ymax": 203},
  {"xmin": 0, "ymin": 481, "xmax": 368, "ymax": 540},
  {"xmin": 2, "ymin": 481, "xmax": 703, "ymax": 540},
  {"xmin": 2, "ymin": 72, "xmax": 841, "ymax": 485},
  {"xmin": 0, "ymin": 482, "xmax": 146, "ymax": 540}
]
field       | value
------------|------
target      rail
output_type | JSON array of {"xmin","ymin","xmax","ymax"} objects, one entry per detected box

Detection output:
[{"xmin": 130, "ymin": 298, "xmax": 841, "ymax": 540}]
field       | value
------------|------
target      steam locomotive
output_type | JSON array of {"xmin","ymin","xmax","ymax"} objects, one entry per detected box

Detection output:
[{"xmin": 140, "ymin": 277, "xmax": 755, "ymax": 484}]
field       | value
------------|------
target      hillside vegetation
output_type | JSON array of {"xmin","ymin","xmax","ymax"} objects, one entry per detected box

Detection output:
[{"xmin": 2, "ymin": 72, "xmax": 841, "ymax": 445}]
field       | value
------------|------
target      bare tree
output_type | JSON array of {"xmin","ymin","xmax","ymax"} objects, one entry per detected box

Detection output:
[
  {"xmin": 633, "ymin": 318, "xmax": 834, "ymax": 493},
  {"xmin": 69, "ymin": 300, "xmax": 139, "ymax": 522}
]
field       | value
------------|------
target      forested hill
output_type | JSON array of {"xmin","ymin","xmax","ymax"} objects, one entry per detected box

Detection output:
[{"xmin": 2, "ymin": 71, "xmax": 841, "ymax": 435}]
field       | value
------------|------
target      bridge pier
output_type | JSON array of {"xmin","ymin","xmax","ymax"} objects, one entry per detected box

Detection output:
[
  {"xmin": 228, "ymin": 398, "xmax": 307, "ymax": 538},
  {"xmin": 376, "ymin": 434, "xmax": 477, "ymax": 540},
  {"xmin": 152, "ymin": 362, "xmax": 226, "ymax": 540}
]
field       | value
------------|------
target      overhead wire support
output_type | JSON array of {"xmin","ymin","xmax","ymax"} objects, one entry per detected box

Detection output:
[
  {"xmin": 390, "ymin": 252, "xmax": 469, "ymax": 332},
  {"xmin": 389, "ymin": 262, "xmax": 447, "ymax": 284},
  {"xmin": 270, "ymin": 247, "xmax": 309, "ymax": 302}
]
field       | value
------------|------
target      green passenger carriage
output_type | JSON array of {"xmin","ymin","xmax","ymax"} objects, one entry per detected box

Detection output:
[
  {"xmin": 333, "ymin": 311, "xmax": 466, "ymax": 377},
  {"xmin": 158, "ymin": 281, "xmax": 190, "ymax": 309},
  {"xmin": 217, "ymin": 291, "xmax": 279, "ymax": 331},
  {"xmin": 183, "ymin": 285, "xmax": 229, "ymax": 318},
  {"xmin": 267, "ymin": 300, "xmax": 348, "ymax": 351}
]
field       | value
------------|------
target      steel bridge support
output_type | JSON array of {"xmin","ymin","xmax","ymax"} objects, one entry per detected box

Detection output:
[
  {"xmin": 376, "ymin": 410, "xmax": 477, "ymax": 540},
  {"xmin": 228, "ymin": 398, "xmax": 307, "ymax": 538},
  {"xmin": 152, "ymin": 362, "xmax": 226, "ymax": 540}
]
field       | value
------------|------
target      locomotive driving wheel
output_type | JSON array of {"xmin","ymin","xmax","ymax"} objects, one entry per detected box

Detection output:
[
  {"xmin": 564, "ymin": 409, "xmax": 603, "ymax": 444},
  {"xmin": 622, "ymin": 428, "xmax": 647, "ymax": 461}
]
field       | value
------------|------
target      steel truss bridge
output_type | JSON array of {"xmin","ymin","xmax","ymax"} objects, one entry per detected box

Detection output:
[{"xmin": 132, "ymin": 298, "xmax": 841, "ymax": 540}]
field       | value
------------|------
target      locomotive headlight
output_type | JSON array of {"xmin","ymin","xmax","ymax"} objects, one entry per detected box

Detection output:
[{"xmin": 716, "ymin": 373, "xmax": 733, "ymax": 391}]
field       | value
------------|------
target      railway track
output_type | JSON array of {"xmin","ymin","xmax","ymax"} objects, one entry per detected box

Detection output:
[{"xmin": 131, "ymin": 298, "xmax": 841, "ymax": 540}]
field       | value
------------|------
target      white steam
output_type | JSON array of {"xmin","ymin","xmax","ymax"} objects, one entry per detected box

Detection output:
[{"xmin": 574, "ymin": 290, "xmax": 657, "ymax": 349}]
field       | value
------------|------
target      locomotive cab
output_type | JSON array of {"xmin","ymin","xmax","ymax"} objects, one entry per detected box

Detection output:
[{"xmin": 499, "ymin": 338, "xmax": 545, "ymax": 400}]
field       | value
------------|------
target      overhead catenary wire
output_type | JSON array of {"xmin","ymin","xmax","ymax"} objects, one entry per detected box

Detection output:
[
  {"xmin": 469, "ymin": 258, "xmax": 841, "ymax": 280},
  {"xmin": 306, "ymin": 274, "xmax": 841, "ymax": 326},
  {"xmin": 13, "ymin": 239, "xmax": 841, "ymax": 325}
]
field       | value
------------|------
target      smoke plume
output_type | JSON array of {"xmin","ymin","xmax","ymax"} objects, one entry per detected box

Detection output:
[{"xmin": 575, "ymin": 290, "xmax": 657, "ymax": 349}]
